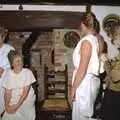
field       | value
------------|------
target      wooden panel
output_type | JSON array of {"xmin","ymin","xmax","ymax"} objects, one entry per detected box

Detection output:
[{"xmin": 0, "ymin": 11, "xmax": 83, "ymax": 31}]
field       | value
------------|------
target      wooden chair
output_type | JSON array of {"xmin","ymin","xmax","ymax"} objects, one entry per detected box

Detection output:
[{"xmin": 39, "ymin": 64, "xmax": 71, "ymax": 120}]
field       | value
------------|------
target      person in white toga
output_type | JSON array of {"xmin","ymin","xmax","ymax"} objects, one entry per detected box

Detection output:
[
  {"xmin": 2, "ymin": 51, "xmax": 36, "ymax": 120},
  {"xmin": 0, "ymin": 26, "xmax": 14, "ymax": 118},
  {"xmin": 71, "ymin": 12, "xmax": 100, "ymax": 120}
]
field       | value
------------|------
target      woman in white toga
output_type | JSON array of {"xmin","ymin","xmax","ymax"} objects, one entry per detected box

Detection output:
[
  {"xmin": 2, "ymin": 51, "xmax": 36, "ymax": 120},
  {"xmin": 0, "ymin": 26, "xmax": 14, "ymax": 118},
  {"xmin": 72, "ymin": 12, "xmax": 100, "ymax": 120}
]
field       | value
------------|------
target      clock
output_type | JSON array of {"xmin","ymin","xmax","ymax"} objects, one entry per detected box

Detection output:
[{"xmin": 63, "ymin": 31, "xmax": 80, "ymax": 48}]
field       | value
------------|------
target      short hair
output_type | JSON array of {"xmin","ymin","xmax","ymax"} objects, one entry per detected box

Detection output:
[
  {"xmin": 8, "ymin": 50, "xmax": 16, "ymax": 68},
  {"xmin": 103, "ymin": 41, "xmax": 108, "ymax": 53},
  {"xmin": 8, "ymin": 50, "xmax": 23, "ymax": 69},
  {"xmin": 94, "ymin": 19, "xmax": 100, "ymax": 33}
]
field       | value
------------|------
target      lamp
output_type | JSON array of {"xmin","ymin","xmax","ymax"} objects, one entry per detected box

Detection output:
[{"xmin": 18, "ymin": 4, "xmax": 23, "ymax": 11}]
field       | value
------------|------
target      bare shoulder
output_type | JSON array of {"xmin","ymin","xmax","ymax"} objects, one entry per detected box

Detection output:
[
  {"xmin": 81, "ymin": 40, "xmax": 92, "ymax": 52},
  {"xmin": 96, "ymin": 34, "xmax": 105, "ymax": 53},
  {"xmin": 81, "ymin": 40, "xmax": 92, "ymax": 46},
  {"xmin": 97, "ymin": 34, "xmax": 104, "ymax": 42}
]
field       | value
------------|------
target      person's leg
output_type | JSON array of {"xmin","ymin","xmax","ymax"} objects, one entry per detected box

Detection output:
[
  {"xmin": 72, "ymin": 101, "xmax": 79, "ymax": 120},
  {"xmin": 103, "ymin": 90, "xmax": 117, "ymax": 120},
  {"xmin": 72, "ymin": 100, "xmax": 90, "ymax": 120},
  {"xmin": 92, "ymin": 77, "xmax": 102, "ymax": 118},
  {"xmin": 115, "ymin": 91, "xmax": 120, "ymax": 120}
]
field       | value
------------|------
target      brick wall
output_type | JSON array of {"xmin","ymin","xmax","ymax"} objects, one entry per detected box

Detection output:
[
  {"xmin": 53, "ymin": 29, "xmax": 81, "ymax": 103},
  {"xmin": 8, "ymin": 29, "xmax": 81, "ymax": 103}
]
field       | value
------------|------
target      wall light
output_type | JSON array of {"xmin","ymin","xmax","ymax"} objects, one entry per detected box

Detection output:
[{"xmin": 18, "ymin": 4, "xmax": 23, "ymax": 11}]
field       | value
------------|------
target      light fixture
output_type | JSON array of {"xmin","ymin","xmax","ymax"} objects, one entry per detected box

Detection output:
[{"xmin": 18, "ymin": 4, "xmax": 23, "ymax": 11}]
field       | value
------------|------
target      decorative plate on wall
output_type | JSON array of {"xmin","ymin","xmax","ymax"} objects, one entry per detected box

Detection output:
[{"xmin": 63, "ymin": 31, "xmax": 80, "ymax": 48}]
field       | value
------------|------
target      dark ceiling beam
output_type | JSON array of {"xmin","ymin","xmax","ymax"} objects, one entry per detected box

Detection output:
[
  {"xmin": 9, "ymin": 28, "xmax": 53, "ymax": 32},
  {"xmin": 1, "ymin": 0, "xmax": 120, "ymax": 5},
  {"xmin": 0, "ymin": 11, "xmax": 83, "ymax": 30}
]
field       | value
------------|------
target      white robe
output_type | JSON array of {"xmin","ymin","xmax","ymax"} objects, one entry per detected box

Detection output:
[
  {"xmin": 72, "ymin": 35, "xmax": 100, "ymax": 120},
  {"xmin": 0, "ymin": 44, "xmax": 14, "ymax": 114},
  {"xmin": 2, "ymin": 68, "xmax": 36, "ymax": 120}
]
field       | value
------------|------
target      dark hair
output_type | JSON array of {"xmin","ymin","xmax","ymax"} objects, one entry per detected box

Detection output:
[
  {"xmin": 103, "ymin": 41, "xmax": 108, "ymax": 54},
  {"xmin": 8, "ymin": 50, "xmax": 16, "ymax": 67},
  {"xmin": 8, "ymin": 50, "xmax": 22, "ymax": 69},
  {"xmin": 81, "ymin": 12, "xmax": 100, "ymax": 32},
  {"xmin": 94, "ymin": 18, "xmax": 100, "ymax": 33}
]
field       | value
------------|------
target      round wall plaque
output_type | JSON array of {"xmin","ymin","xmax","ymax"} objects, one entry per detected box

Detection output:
[{"xmin": 63, "ymin": 31, "xmax": 80, "ymax": 48}]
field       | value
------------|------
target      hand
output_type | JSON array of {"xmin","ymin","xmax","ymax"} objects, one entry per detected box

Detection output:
[
  {"xmin": 11, "ymin": 104, "xmax": 19, "ymax": 111},
  {"xmin": 0, "ymin": 67, "xmax": 4, "ymax": 77},
  {"xmin": 6, "ymin": 104, "xmax": 18, "ymax": 114},
  {"xmin": 100, "ymin": 54, "xmax": 108, "ymax": 62},
  {"xmin": 71, "ymin": 87, "xmax": 76, "ymax": 102}
]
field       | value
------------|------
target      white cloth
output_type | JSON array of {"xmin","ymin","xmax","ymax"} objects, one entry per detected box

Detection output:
[
  {"xmin": 72, "ymin": 35, "xmax": 100, "ymax": 120},
  {"xmin": 72, "ymin": 73, "xmax": 100, "ymax": 120},
  {"xmin": 73, "ymin": 35, "xmax": 100, "ymax": 76},
  {"xmin": 2, "ymin": 68, "xmax": 36, "ymax": 120},
  {"xmin": 0, "ymin": 43, "xmax": 14, "ymax": 114},
  {"xmin": 0, "ymin": 44, "xmax": 14, "ymax": 69}
]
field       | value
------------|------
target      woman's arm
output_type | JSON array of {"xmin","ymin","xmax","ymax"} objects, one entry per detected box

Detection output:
[
  {"xmin": 16, "ymin": 85, "xmax": 31, "ymax": 109},
  {"xmin": 72, "ymin": 40, "xmax": 92, "ymax": 100},
  {"xmin": 4, "ymin": 88, "xmax": 17, "ymax": 113},
  {"xmin": 5, "ymin": 84, "xmax": 31, "ymax": 113},
  {"xmin": 97, "ymin": 34, "xmax": 105, "ymax": 54}
]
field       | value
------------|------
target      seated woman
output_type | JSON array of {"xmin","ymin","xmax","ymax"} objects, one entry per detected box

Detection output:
[{"xmin": 2, "ymin": 50, "xmax": 36, "ymax": 120}]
